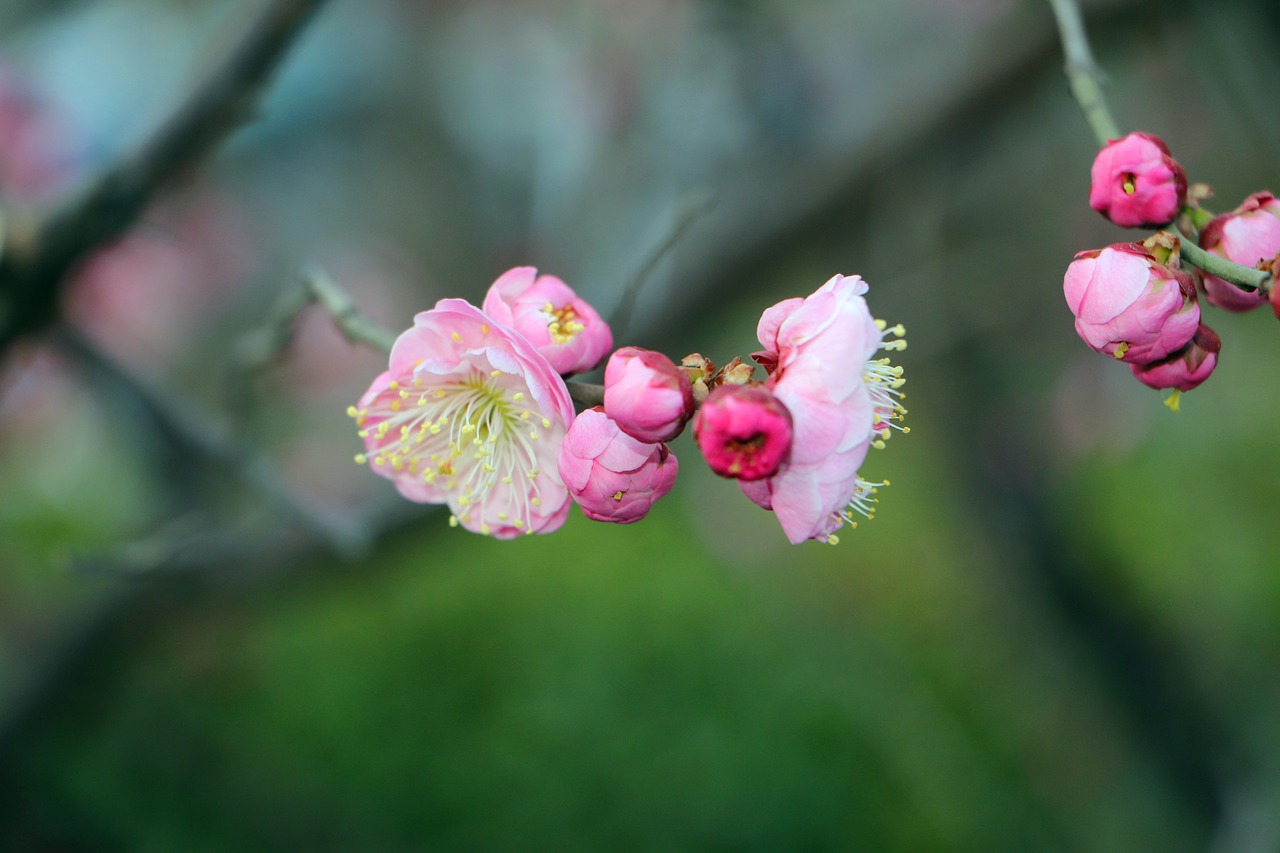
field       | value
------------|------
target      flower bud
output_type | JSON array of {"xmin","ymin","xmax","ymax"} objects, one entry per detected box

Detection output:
[
  {"xmin": 1063, "ymin": 242, "xmax": 1199, "ymax": 364},
  {"xmin": 482, "ymin": 267, "xmax": 613, "ymax": 375},
  {"xmin": 680, "ymin": 353, "xmax": 715, "ymax": 402},
  {"xmin": 603, "ymin": 347, "xmax": 695, "ymax": 443},
  {"xmin": 557, "ymin": 408, "xmax": 678, "ymax": 523},
  {"xmin": 1198, "ymin": 192, "xmax": 1280, "ymax": 312},
  {"xmin": 717, "ymin": 356, "xmax": 756, "ymax": 386},
  {"xmin": 694, "ymin": 384, "xmax": 793, "ymax": 481},
  {"xmin": 1089, "ymin": 132, "xmax": 1187, "ymax": 228},
  {"xmin": 1129, "ymin": 323, "xmax": 1220, "ymax": 392}
]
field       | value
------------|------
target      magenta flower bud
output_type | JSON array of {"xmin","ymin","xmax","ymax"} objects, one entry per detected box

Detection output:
[
  {"xmin": 694, "ymin": 385, "xmax": 793, "ymax": 481},
  {"xmin": 482, "ymin": 267, "xmax": 613, "ymax": 375},
  {"xmin": 1063, "ymin": 242, "xmax": 1199, "ymax": 364},
  {"xmin": 557, "ymin": 408, "xmax": 678, "ymax": 524},
  {"xmin": 603, "ymin": 346, "xmax": 695, "ymax": 443},
  {"xmin": 1089, "ymin": 132, "xmax": 1187, "ymax": 228},
  {"xmin": 1129, "ymin": 324, "xmax": 1220, "ymax": 392},
  {"xmin": 1198, "ymin": 192, "xmax": 1280, "ymax": 312}
]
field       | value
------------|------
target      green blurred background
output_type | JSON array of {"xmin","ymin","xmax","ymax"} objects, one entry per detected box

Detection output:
[{"xmin": 2, "ymin": 0, "xmax": 1280, "ymax": 849}]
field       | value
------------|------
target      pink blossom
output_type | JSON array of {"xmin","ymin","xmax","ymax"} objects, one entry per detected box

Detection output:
[
  {"xmin": 482, "ymin": 266, "xmax": 613, "ymax": 375},
  {"xmin": 1063, "ymin": 242, "xmax": 1199, "ymax": 364},
  {"xmin": 65, "ymin": 192, "xmax": 258, "ymax": 373},
  {"xmin": 1198, "ymin": 192, "xmax": 1280, "ymax": 312},
  {"xmin": 694, "ymin": 384, "xmax": 792, "ymax": 481},
  {"xmin": 739, "ymin": 274, "xmax": 907, "ymax": 544},
  {"xmin": 557, "ymin": 407, "xmax": 678, "ymax": 523},
  {"xmin": 1129, "ymin": 324, "xmax": 1220, "ymax": 392},
  {"xmin": 1089, "ymin": 132, "xmax": 1187, "ymax": 228},
  {"xmin": 0, "ymin": 67, "xmax": 73, "ymax": 202},
  {"xmin": 350, "ymin": 299, "xmax": 575, "ymax": 538},
  {"xmin": 602, "ymin": 346, "xmax": 695, "ymax": 443}
]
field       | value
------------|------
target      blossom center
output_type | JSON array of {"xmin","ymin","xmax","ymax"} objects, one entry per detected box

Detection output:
[
  {"xmin": 349, "ymin": 365, "xmax": 555, "ymax": 534},
  {"xmin": 543, "ymin": 302, "xmax": 585, "ymax": 345},
  {"xmin": 723, "ymin": 433, "xmax": 766, "ymax": 475}
]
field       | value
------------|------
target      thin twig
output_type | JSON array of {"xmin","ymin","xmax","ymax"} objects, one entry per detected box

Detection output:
[
  {"xmin": 55, "ymin": 326, "xmax": 370, "ymax": 558},
  {"xmin": 567, "ymin": 381, "xmax": 604, "ymax": 410},
  {"xmin": 0, "ymin": 0, "xmax": 330, "ymax": 353},
  {"xmin": 609, "ymin": 192, "xmax": 715, "ymax": 343},
  {"xmin": 1174, "ymin": 229, "xmax": 1272, "ymax": 293},
  {"xmin": 304, "ymin": 268, "xmax": 397, "ymax": 354},
  {"xmin": 1047, "ymin": 0, "xmax": 1121, "ymax": 147}
]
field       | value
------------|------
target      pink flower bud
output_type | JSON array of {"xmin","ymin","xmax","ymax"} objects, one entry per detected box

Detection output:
[
  {"xmin": 603, "ymin": 347, "xmax": 695, "ymax": 443},
  {"xmin": 1089, "ymin": 132, "xmax": 1187, "ymax": 228},
  {"xmin": 694, "ymin": 384, "xmax": 793, "ymax": 481},
  {"xmin": 1063, "ymin": 242, "xmax": 1199, "ymax": 364},
  {"xmin": 557, "ymin": 408, "xmax": 678, "ymax": 524},
  {"xmin": 1129, "ymin": 324, "xmax": 1220, "ymax": 392},
  {"xmin": 1198, "ymin": 192, "xmax": 1280, "ymax": 312},
  {"xmin": 482, "ymin": 266, "xmax": 613, "ymax": 375}
]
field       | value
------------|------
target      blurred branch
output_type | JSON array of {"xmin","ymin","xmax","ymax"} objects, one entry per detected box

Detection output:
[
  {"xmin": 0, "ymin": 0, "xmax": 330, "ymax": 353},
  {"xmin": 55, "ymin": 326, "xmax": 369, "ymax": 558},
  {"xmin": 1047, "ymin": 0, "xmax": 1120, "ymax": 146},
  {"xmin": 609, "ymin": 192, "xmax": 715, "ymax": 343}
]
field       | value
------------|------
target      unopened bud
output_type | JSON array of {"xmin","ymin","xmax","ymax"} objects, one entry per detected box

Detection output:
[{"xmin": 694, "ymin": 384, "xmax": 793, "ymax": 481}]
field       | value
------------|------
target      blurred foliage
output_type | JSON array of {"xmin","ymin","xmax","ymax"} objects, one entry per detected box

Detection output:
[{"xmin": 2, "ymin": 0, "xmax": 1280, "ymax": 850}]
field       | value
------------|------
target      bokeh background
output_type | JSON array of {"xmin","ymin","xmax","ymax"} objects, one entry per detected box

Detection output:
[{"xmin": 2, "ymin": 0, "xmax": 1280, "ymax": 849}]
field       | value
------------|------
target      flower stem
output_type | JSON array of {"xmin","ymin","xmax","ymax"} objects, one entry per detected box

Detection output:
[
  {"xmin": 1173, "ymin": 230, "xmax": 1272, "ymax": 293},
  {"xmin": 1046, "ymin": 0, "xmax": 1120, "ymax": 147}
]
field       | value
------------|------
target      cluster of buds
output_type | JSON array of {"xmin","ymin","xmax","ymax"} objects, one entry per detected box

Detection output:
[
  {"xmin": 1065, "ymin": 132, "xmax": 1279, "ymax": 409},
  {"xmin": 351, "ymin": 269, "xmax": 907, "ymax": 544}
]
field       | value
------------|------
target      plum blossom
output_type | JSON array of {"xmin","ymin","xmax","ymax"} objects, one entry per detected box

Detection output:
[
  {"xmin": 694, "ymin": 384, "xmax": 792, "ymax": 481},
  {"xmin": 482, "ymin": 266, "xmax": 613, "ymax": 375},
  {"xmin": 737, "ymin": 274, "xmax": 907, "ymax": 544},
  {"xmin": 1198, "ymin": 192, "xmax": 1280, "ymax": 312},
  {"xmin": 1063, "ymin": 242, "xmax": 1199, "ymax": 364},
  {"xmin": 1089, "ymin": 132, "xmax": 1187, "ymax": 228},
  {"xmin": 603, "ymin": 346, "xmax": 695, "ymax": 443},
  {"xmin": 350, "ymin": 299, "xmax": 575, "ymax": 538},
  {"xmin": 557, "ymin": 407, "xmax": 678, "ymax": 523}
]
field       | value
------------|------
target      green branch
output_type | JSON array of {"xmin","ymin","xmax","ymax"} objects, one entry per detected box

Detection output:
[{"xmin": 1046, "ymin": 0, "xmax": 1120, "ymax": 147}]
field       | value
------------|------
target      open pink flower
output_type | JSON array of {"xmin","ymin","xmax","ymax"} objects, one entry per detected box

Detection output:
[
  {"xmin": 1089, "ymin": 132, "xmax": 1187, "ymax": 228},
  {"xmin": 603, "ymin": 346, "xmax": 695, "ymax": 443},
  {"xmin": 739, "ymin": 274, "xmax": 906, "ymax": 544},
  {"xmin": 349, "ymin": 298, "xmax": 575, "ymax": 538},
  {"xmin": 482, "ymin": 266, "xmax": 613, "ymax": 375},
  {"xmin": 1063, "ymin": 242, "xmax": 1199, "ymax": 364},
  {"xmin": 558, "ymin": 407, "xmax": 678, "ymax": 523},
  {"xmin": 1199, "ymin": 192, "xmax": 1280, "ymax": 312},
  {"xmin": 694, "ymin": 384, "xmax": 792, "ymax": 481}
]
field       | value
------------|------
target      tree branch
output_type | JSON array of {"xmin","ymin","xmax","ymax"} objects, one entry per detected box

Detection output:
[
  {"xmin": 0, "ymin": 0, "xmax": 330, "ymax": 353},
  {"xmin": 1046, "ymin": 0, "xmax": 1120, "ymax": 147},
  {"xmin": 55, "ymin": 326, "xmax": 369, "ymax": 558}
]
